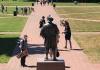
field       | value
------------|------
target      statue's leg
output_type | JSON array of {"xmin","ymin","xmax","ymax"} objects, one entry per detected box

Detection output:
[
  {"xmin": 45, "ymin": 47, "xmax": 49, "ymax": 60},
  {"xmin": 52, "ymin": 49, "xmax": 57, "ymax": 61}
]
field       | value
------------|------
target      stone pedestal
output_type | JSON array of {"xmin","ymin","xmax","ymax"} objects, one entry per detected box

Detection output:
[{"xmin": 37, "ymin": 57, "xmax": 65, "ymax": 70}]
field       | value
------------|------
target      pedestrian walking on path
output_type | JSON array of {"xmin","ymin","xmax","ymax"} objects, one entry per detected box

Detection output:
[
  {"xmin": 39, "ymin": 16, "xmax": 46, "ymax": 28},
  {"xmin": 61, "ymin": 20, "xmax": 72, "ymax": 49},
  {"xmin": 40, "ymin": 15, "xmax": 59, "ymax": 61}
]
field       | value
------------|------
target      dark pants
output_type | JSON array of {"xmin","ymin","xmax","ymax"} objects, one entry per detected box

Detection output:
[
  {"xmin": 21, "ymin": 56, "xmax": 26, "ymax": 66},
  {"xmin": 21, "ymin": 49, "xmax": 27, "ymax": 66}
]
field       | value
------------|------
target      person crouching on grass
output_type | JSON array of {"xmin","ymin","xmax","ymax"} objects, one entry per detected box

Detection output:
[{"xmin": 61, "ymin": 20, "xmax": 72, "ymax": 50}]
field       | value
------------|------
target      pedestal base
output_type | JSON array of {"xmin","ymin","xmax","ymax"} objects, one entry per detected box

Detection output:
[{"xmin": 37, "ymin": 57, "xmax": 65, "ymax": 70}]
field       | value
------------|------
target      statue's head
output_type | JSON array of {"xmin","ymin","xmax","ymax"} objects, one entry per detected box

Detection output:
[{"xmin": 47, "ymin": 15, "xmax": 54, "ymax": 22}]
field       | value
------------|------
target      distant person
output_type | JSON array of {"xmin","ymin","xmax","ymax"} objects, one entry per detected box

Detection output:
[
  {"xmin": 5, "ymin": 6, "xmax": 7, "ymax": 13},
  {"xmin": 28, "ymin": 7, "xmax": 31, "ymax": 14},
  {"xmin": 40, "ymin": 15, "xmax": 59, "ymax": 61},
  {"xmin": 39, "ymin": 16, "xmax": 46, "ymax": 28},
  {"xmin": 61, "ymin": 20, "xmax": 72, "ymax": 49},
  {"xmin": 19, "ymin": 35, "xmax": 28, "ymax": 67},
  {"xmin": 24, "ymin": 7, "xmax": 28, "ymax": 15},
  {"xmin": 74, "ymin": 0, "xmax": 78, "ymax": 5},
  {"xmin": 31, "ymin": 7, "xmax": 34, "ymax": 12},
  {"xmin": 32, "ymin": 3, "xmax": 34, "ymax": 6},
  {"xmin": 36, "ymin": 0, "xmax": 39, "ymax": 4},
  {"xmin": 43, "ymin": 0, "xmax": 46, "ymax": 6},
  {"xmin": 1, "ymin": 4, "xmax": 5, "ymax": 13},
  {"xmin": 40, "ymin": 0, "xmax": 43, "ymax": 6},
  {"xmin": 53, "ymin": 4, "xmax": 56, "ymax": 9},
  {"xmin": 21, "ymin": 7, "xmax": 24, "ymax": 15},
  {"xmin": 47, "ymin": 0, "xmax": 50, "ymax": 5},
  {"xmin": 16, "ymin": 6, "xmax": 19, "ymax": 14},
  {"xmin": 51, "ymin": 0, "xmax": 53, "ymax": 5}
]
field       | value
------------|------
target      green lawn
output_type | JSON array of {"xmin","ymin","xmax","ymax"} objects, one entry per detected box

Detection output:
[
  {"xmin": 0, "ymin": 34, "xmax": 19, "ymax": 63},
  {"xmin": 68, "ymin": 20, "xmax": 100, "ymax": 32},
  {"xmin": 0, "ymin": 17, "xmax": 27, "ymax": 32},
  {"xmin": 56, "ymin": 7, "xmax": 100, "ymax": 32},
  {"xmin": 0, "ymin": 2, "xmax": 33, "ymax": 6},
  {"xmin": 56, "ymin": 7, "xmax": 100, "ymax": 14},
  {"xmin": 60, "ymin": 13, "xmax": 100, "ymax": 20},
  {"xmin": 73, "ymin": 34, "xmax": 100, "ymax": 63},
  {"xmin": 0, "ymin": 7, "xmax": 32, "ymax": 15},
  {"xmin": 55, "ymin": 3, "xmax": 100, "ymax": 6},
  {"xmin": 0, "ymin": 13, "xmax": 13, "ymax": 17}
]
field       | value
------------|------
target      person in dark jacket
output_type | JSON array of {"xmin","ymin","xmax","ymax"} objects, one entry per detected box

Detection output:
[
  {"xmin": 39, "ymin": 16, "xmax": 46, "ymax": 28},
  {"xmin": 24, "ymin": 7, "xmax": 28, "ymax": 15},
  {"xmin": 20, "ymin": 35, "xmax": 28, "ymax": 67},
  {"xmin": 40, "ymin": 15, "xmax": 59, "ymax": 61}
]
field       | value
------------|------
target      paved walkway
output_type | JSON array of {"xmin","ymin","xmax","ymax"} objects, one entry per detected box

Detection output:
[{"xmin": 3, "ymin": 4, "xmax": 100, "ymax": 70}]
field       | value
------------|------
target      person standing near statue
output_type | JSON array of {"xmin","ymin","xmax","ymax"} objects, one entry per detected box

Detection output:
[
  {"xmin": 40, "ymin": 15, "xmax": 59, "ymax": 61},
  {"xmin": 61, "ymin": 20, "xmax": 72, "ymax": 49},
  {"xmin": 19, "ymin": 35, "xmax": 28, "ymax": 67}
]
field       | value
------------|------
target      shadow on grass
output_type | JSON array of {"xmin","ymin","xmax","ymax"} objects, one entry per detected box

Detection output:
[{"xmin": 0, "ymin": 37, "xmax": 18, "ymax": 57}]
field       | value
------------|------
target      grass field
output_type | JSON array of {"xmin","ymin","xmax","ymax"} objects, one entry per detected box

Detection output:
[
  {"xmin": 55, "ymin": 3, "xmax": 100, "ymax": 6},
  {"xmin": 73, "ymin": 34, "xmax": 100, "ymax": 63},
  {"xmin": 0, "ymin": 17, "xmax": 27, "ymax": 32},
  {"xmin": 60, "ymin": 13, "xmax": 100, "ymax": 20},
  {"xmin": 0, "ymin": 34, "xmax": 19, "ymax": 63},
  {"xmin": 0, "ymin": 2, "xmax": 29, "ymax": 63},
  {"xmin": 56, "ymin": 6, "xmax": 100, "ymax": 32},
  {"xmin": 0, "ymin": 2, "xmax": 33, "ymax": 6},
  {"xmin": 55, "ymin": 4, "xmax": 100, "ymax": 63},
  {"xmin": 0, "ymin": 14, "xmax": 13, "ymax": 17},
  {"xmin": 68, "ymin": 20, "xmax": 100, "ymax": 32},
  {"xmin": 56, "ymin": 7, "xmax": 100, "ymax": 14},
  {"xmin": 0, "ymin": 7, "xmax": 32, "ymax": 15}
]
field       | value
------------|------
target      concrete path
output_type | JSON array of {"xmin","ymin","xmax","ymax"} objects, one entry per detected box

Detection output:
[
  {"xmin": 0, "ymin": 64, "xmax": 6, "ymax": 70},
  {"xmin": 3, "ymin": 4, "xmax": 100, "ymax": 70}
]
